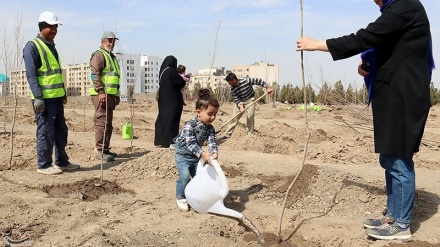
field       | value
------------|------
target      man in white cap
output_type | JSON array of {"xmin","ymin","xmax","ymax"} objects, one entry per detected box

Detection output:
[
  {"xmin": 89, "ymin": 31, "xmax": 121, "ymax": 162},
  {"xmin": 23, "ymin": 11, "xmax": 80, "ymax": 175}
]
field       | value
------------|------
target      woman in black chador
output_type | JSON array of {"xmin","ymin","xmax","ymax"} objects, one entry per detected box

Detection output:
[{"xmin": 154, "ymin": 55, "xmax": 186, "ymax": 148}]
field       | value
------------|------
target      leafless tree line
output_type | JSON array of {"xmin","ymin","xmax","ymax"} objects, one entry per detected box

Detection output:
[{"xmin": 1, "ymin": 14, "xmax": 24, "ymax": 169}]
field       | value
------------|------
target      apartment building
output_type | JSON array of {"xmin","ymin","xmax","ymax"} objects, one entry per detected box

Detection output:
[
  {"xmin": 0, "ymin": 74, "xmax": 10, "ymax": 96},
  {"xmin": 140, "ymin": 56, "xmax": 162, "ymax": 93},
  {"xmin": 9, "ymin": 59, "xmax": 277, "ymax": 97},
  {"xmin": 10, "ymin": 65, "xmax": 92, "ymax": 97},
  {"xmin": 116, "ymin": 53, "xmax": 141, "ymax": 95},
  {"xmin": 10, "ymin": 69, "xmax": 28, "ymax": 97},
  {"xmin": 187, "ymin": 62, "xmax": 279, "ymax": 92},
  {"xmin": 10, "ymin": 63, "xmax": 90, "ymax": 97},
  {"xmin": 63, "ymin": 63, "xmax": 90, "ymax": 96},
  {"xmin": 232, "ymin": 61, "xmax": 279, "ymax": 85},
  {"xmin": 188, "ymin": 67, "xmax": 230, "ymax": 91}
]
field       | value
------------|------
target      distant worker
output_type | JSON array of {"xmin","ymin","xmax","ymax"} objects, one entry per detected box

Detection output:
[
  {"xmin": 173, "ymin": 89, "xmax": 220, "ymax": 211},
  {"xmin": 218, "ymin": 73, "xmax": 273, "ymax": 141},
  {"xmin": 23, "ymin": 11, "xmax": 80, "ymax": 175},
  {"xmin": 90, "ymin": 31, "xmax": 121, "ymax": 162}
]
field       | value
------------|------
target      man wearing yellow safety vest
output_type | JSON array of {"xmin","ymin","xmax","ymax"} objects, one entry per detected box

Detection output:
[
  {"xmin": 23, "ymin": 11, "xmax": 80, "ymax": 175},
  {"xmin": 90, "ymin": 31, "xmax": 121, "ymax": 162}
]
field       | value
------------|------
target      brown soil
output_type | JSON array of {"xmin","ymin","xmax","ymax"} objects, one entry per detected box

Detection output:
[{"xmin": 0, "ymin": 95, "xmax": 439, "ymax": 247}]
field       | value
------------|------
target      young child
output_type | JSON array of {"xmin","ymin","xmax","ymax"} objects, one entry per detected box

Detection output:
[
  {"xmin": 173, "ymin": 88, "xmax": 220, "ymax": 211},
  {"xmin": 177, "ymin": 64, "xmax": 192, "ymax": 106}
]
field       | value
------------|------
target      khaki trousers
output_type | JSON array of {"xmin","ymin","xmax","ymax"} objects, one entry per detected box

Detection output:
[
  {"xmin": 91, "ymin": 95, "xmax": 116, "ymax": 152},
  {"xmin": 224, "ymin": 97, "xmax": 255, "ymax": 138}
]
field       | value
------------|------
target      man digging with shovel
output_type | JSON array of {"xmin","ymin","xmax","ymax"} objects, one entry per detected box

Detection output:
[{"xmin": 217, "ymin": 73, "xmax": 273, "ymax": 142}]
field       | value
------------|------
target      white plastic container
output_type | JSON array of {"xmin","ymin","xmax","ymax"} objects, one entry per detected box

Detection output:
[{"xmin": 185, "ymin": 158, "xmax": 243, "ymax": 219}]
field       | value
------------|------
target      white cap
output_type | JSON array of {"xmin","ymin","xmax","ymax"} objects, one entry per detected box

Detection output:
[
  {"xmin": 38, "ymin": 11, "xmax": 62, "ymax": 25},
  {"xmin": 101, "ymin": 31, "xmax": 118, "ymax": 40}
]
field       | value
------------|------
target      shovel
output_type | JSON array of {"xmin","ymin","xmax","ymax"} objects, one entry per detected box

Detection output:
[{"xmin": 216, "ymin": 92, "xmax": 268, "ymax": 134}]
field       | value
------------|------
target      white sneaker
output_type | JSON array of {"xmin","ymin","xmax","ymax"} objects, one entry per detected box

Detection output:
[
  {"xmin": 169, "ymin": 144, "xmax": 175, "ymax": 150},
  {"xmin": 37, "ymin": 166, "xmax": 63, "ymax": 175},
  {"xmin": 176, "ymin": 199, "xmax": 189, "ymax": 212}
]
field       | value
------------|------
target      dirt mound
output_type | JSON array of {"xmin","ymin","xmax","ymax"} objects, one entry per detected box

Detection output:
[
  {"xmin": 109, "ymin": 148, "xmax": 178, "ymax": 181},
  {"xmin": 42, "ymin": 178, "xmax": 134, "ymax": 201}
]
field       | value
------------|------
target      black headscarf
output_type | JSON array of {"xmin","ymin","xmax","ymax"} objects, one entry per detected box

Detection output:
[{"xmin": 159, "ymin": 55, "xmax": 178, "ymax": 76}]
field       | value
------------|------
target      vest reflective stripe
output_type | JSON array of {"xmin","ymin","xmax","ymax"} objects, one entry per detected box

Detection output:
[
  {"xmin": 102, "ymin": 84, "xmax": 119, "ymax": 88},
  {"xmin": 89, "ymin": 48, "xmax": 120, "ymax": 95},
  {"xmin": 31, "ymin": 38, "xmax": 65, "ymax": 99},
  {"xmin": 39, "ymin": 69, "xmax": 62, "ymax": 76},
  {"xmin": 40, "ymin": 83, "xmax": 65, "ymax": 90},
  {"xmin": 101, "ymin": 71, "xmax": 120, "ymax": 76}
]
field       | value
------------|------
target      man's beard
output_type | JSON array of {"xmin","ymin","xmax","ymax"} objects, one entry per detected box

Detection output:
[{"xmin": 103, "ymin": 45, "xmax": 114, "ymax": 52}]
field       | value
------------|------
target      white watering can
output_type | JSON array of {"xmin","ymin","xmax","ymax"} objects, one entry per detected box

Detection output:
[{"xmin": 185, "ymin": 158, "xmax": 243, "ymax": 219}]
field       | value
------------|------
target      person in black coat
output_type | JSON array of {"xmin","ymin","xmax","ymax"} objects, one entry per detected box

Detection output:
[
  {"xmin": 296, "ymin": 0, "xmax": 435, "ymax": 241},
  {"xmin": 154, "ymin": 55, "xmax": 187, "ymax": 149}
]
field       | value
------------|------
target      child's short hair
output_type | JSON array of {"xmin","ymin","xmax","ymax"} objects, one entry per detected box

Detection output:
[
  {"xmin": 225, "ymin": 72, "xmax": 238, "ymax": 82},
  {"xmin": 196, "ymin": 88, "xmax": 219, "ymax": 110},
  {"xmin": 177, "ymin": 64, "xmax": 186, "ymax": 74}
]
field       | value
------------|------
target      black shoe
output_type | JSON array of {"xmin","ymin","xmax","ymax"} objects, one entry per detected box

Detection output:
[{"xmin": 105, "ymin": 151, "xmax": 118, "ymax": 157}]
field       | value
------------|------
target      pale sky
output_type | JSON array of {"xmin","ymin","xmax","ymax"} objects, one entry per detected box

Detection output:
[{"xmin": 1, "ymin": 0, "xmax": 439, "ymax": 90}]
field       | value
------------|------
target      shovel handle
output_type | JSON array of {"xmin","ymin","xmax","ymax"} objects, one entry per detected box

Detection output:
[{"xmin": 217, "ymin": 92, "xmax": 269, "ymax": 132}]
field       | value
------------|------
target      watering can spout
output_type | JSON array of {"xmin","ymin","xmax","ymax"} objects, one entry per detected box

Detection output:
[{"xmin": 208, "ymin": 200, "xmax": 243, "ymax": 219}]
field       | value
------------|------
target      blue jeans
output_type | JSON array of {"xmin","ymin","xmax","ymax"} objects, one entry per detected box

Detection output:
[
  {"xmin": 175, "ymin": 143, "xmax": 198, "ymax": 199},
  {"xmin": 33, "ymin": 99, "xmax": 69, "ymax": 169},
  {"xmin": 379, "ymin": 154, "xmax": 415, "ymax": 224}
]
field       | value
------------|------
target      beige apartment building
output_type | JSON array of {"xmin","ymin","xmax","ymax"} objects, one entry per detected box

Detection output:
[
  {"xmin": 11, "ymin": 63, "xmax": 91, "ymax": 97},
  {"xmin": 10, "ymin": 60, "xmax": 279, "ymax": 97},
  {"xmin": 188, "ymin": 67, "xmax": 230, "ymax": 91},
  {"xmin": 232, "ymin": 61, "xmax": 279, "ymax": 85},
  {"xmin": 10, "ymin": 69, "xmax": 29, "ymax": 97},
  {"xmin": 63, "ymin": 63, "xmax": 90, "ymax": 96},
  {"xmin": 188, "ymin": 62, "xmax": 279, "ymax": 92}
]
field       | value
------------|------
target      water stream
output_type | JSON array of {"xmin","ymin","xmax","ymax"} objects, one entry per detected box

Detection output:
[{"xmin": 241, "ymin": 216, "xmax": 265, "ymax": 244}]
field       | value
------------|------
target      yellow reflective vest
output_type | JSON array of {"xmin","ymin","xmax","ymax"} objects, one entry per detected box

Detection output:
[
  {"xmin": 89, "ymin": 48, "xmax": 120, "ymax": 95},
  {"xmin": 31, "ymin": 38, "xmax": 65, "ymax": 99}
]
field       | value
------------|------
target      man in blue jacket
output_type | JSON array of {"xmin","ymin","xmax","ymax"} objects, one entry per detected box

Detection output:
[{"xmin": 23, "ymin": 11, "xmax": 80, "ymax": 175}]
